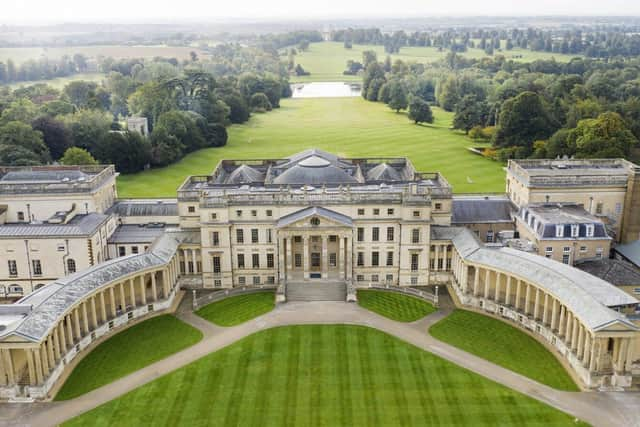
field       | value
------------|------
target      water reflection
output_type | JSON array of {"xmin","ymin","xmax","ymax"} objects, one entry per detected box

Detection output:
[{"xmin": 291, "ymin": 82, "xmax": 362, "ymax": 98}]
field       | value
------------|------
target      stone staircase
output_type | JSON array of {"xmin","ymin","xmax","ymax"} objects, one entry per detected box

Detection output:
[{"xmin": 285, "ymin": 281, "xmax": 347, "ymax": 302}]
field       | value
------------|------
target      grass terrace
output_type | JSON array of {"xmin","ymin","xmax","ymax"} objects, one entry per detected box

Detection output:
[
  {"xmin": 357, "ymin": 289, "xmax": 436, "ymax": 322},
  {"xmin": 54, "ymin": 315, "xmax": 203, "ymax": 400},
  {"xmin": 63, "ymin": 325, "xmax": 587, "ymax": 427},
  {"xmin": 429, "ymin": 310, "xmax": 579, "ymax": 391},
  {"xmin": 117, "ymin": 97, "xmax": 504, "ymax": 198},
  {"xmin": 195, "ymin": 291, "xmax": 276, "ymax": 326}
]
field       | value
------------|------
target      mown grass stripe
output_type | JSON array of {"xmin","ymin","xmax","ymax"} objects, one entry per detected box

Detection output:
[
  {"xmin": 283, "ymin": 327, "xmax": 301, "ymax": 427},
  {"xmin": 222, "ymin": 335, "xmax": 255, "ymax": 426}
]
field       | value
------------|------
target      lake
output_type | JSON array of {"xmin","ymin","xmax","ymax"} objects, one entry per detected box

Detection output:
[{"xmin": 291, "ymin": 82, "xmax": 362, "ymax": 98}]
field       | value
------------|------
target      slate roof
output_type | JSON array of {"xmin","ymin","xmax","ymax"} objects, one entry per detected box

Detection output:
[
  {"xmin": 0, "ymin": 213, "xmax": 109, "ymax": 237},
  {"xmin": 107, "ymin": 224, "xmax": 175, "ymax": 244},
  {"xmin": 0, "ymin": 230, "xmax": 195, "ymax": 342},
  {"xmin": 435, "ymin": 226, "xmax": 639, "ymax": 331},
  {"xmin": 0, "ymin": 170, "xmax": 90, "ymax": 182},
  {"xmin": 366, "ymin": 163, "xmax": 402, "ymax": 181},
  {"xmin": 225, "ymin": 164, "xmax": 265, "ymax": 185},
  {"xmin": 615, "ymin": 240, "xmax": 640, "ymax": 268},
  {"xmin": 452, "ymin": 196, "xmax": 515, "ymax": 224},
  {"xmin": 272, "ymin": 156, "xmax": 360, "ymax": 185},
  {"xmin": 277, "ymin": 206, "xmax": 353, "ymax": 228},
  {"xmin": 107, "ymin": 200, "xmax": 178, "ymax": 217},
  {"xmin": 576, "ymin": 259, "xmax": 640, "ymax": 286}
]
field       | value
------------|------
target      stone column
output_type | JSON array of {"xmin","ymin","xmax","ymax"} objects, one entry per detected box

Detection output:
[
  {"xmin": 33, "ymin": 348, "xmax": 43, "ymax": 385},
  {"xmin": 129, "ymin": 279, "xmax": 136, "ymax": 307},
  {"xmin": 565, "ymin": 312, "xmax": 574, "ymax": 345},
  {"xmin": 26, "ymin": 349, "xmax": 36, "ymax": 386},
  {"xmin": 346, "ymin": 235, "xmax": 353, "ymax": 281},
  {"xmin": 278, "ymin": 237, "xmax": 286, "ymax": 282},
  {"xmin": 494, "ymin": 273, "xmax": 502, "ymax": 303},
  {"xmin": 119, "ymin": 282, "xmax": 126, "ymax": 312},
  {"xmin": 81, "ymin": 303, "xmax": 90, "ymax": 334},
  {"xmin": 1, "ymin": 349, "xmax": 15, "ymax": 385},
  {"xmin": 551, "ymin": 298, "xmax": 558, "ymax": 331},
  {"xmin": 303, "ymin": 235, "xmax": 310, "ymax": 280},
  {"xmin": 577, "ymin": 326, "xmax": 585, "ymax": 359},
  {"xmin": 150, "ymin": 272, "xmax": 158, "ymax": 302},
  {"xmin": 139, "ymin": 275, "xmax": 147, "ymax": 305},
  {"xmin": 524, "ymin": 284, "xmax": 531, "ymax": 315},
  {"xmin": 483, "ymin": 269, "xmax": 491, "ymax": 298},
  {"xmin": 46, "ymin": 336, "xmax": 55, "ymax": 369},
  {"xmin": 434, "ymin": 245, "xmax": 440, "ymax": 271},
  {"xmin": 109, "ymin": 287, "xmax": 117, "ymax": 317},
  {"xmin": 52, "ymin": 328, "xmax": 61, "ymax": 361},
  {"xmin": 58, "ymin": 321, "xmax": 67, "ymax": 353},
  {"xmin": 321, "ymin": 235, "xmax": 328, "ymax": 279},
  {"xmin": 339, "ymin": 236, "xmax": 345, "ymax": 280},
  {"xmin": 40, "ymin": 345, "xmax": 49, "ymax": 376},
  {"xmin": 515, "ymin": 280, "xmax": 522, "ymax": 310},
  {"xmin": 588, "ymin": 338, "xmax": 597, "ymax": 371},
  {"xmin": 90, "ymin": 297, "xmax": 98, "ymax": 329},
  {"xmin": 162, "ymin": 270, "xmax": 170, "ymax": 298},
  {"xmin": 99, "ymin": 292, "xmax": 107, "ymax": 322},
  {"xmin": 542, "ymin": 293, "xmax": 550, "ymax": 325},
  {"xmin": 505, "ymin": 276, "xmax": 512, "ymax": 306},
  {"xmin": 533, "ymin": 289, "xmax": 541, "ymax": 320},
  {"xmin": 473, "ymin": 267, "xmax": 480, "ymax": 296},
  {"xmin": 72, "ymin": 309, "xmax": 81, "ymax": 341},
  {"xmin": 583, "ymin": 332, "xmax": 592, "ymax": 366},
  {"xmin": 192, "ymin": 249, "xmax": 198, "ymax": 274},
  {"xmin": 558, "ymin": 305, "xmax": 566, "ymax": 337}
]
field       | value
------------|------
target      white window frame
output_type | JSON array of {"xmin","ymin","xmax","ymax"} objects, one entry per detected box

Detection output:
[
  {"xmin": 570, "ymin": 224, "xmax": 579, "ymax": 238},
  {"xmin": 585, "ymin": 224, "xmax": 595, "ymax": 237},
  {"xmin": 555, "ymin": 225, "xmax": 564, "ymax": 238}
]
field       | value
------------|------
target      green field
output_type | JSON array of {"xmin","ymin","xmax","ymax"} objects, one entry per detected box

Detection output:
[
  {"xmin": 195, "ymin": 291, "xmax": 275, "ymax": 326},
  {"xmin": 7, "ymin": 72, "xmax": 106, "ymax": 90},
  {"xmin": 357, "ymin": 289, "xmax": 436, "ymax": 322},
  {"xmin": 117, "ymin": 97, "xmax": 504, "ymax": 197},
  {"xmin": 63, "ymin": 325, "xmax": 586, "ymax": 427},
  {"xmin": 55, "ymin": 315, "xmax": 202, "ymax": 401},
  {"xmin": 429, "ymin": 310, "xmax": 578, "ymax": 391},
  {"xmin": 290, "ymin": 42, "xmax": 578, "ymax": 83}
]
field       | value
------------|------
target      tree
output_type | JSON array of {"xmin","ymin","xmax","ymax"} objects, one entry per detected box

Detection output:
[
  {"xmin": 63, "ymin": 81, "xmax": 98, "ymax": 109},
  {"xmin": 388, "ymin": 82, "xmax": 408, "ymax": 112},
  {"xmin": 40, "ymin": 100, "xmax": 75, "ymax": 117},
  {"xmin": 408, "ymin": 98, "xmax": 434, "ymax": 124},
  {"xmin": 93, "ymin": 131, "xmax": 151, "ymax": 173},
  {"xmin": 362, "ymin": 50, "xmax": 378, "ymax": 68},
  {"xmin": 250, "ymin": 93, "xmax": 272, "ymax": 112},
  {"xmin": 60, "ymin": 147, "xmax": 97, "ymax": 165},
  {"xmin": 0, "ymin": 99, "xmax": 39, "ymax": 125},
  {"xmin": 362, "ymin": 62, "xmax": 385, "ymax": 101},
  {"xmin": 61, "ymin": 110, "xmax": 112, "ymax": 154},
  {"xmin": 128, "ymin": 81, "xmax": 176, "ymax": 127},
  {"xmin": 492, "ymin": 91, "xmax": 558, "ymax": 155},
  {"xmin": 568, "ymin": 112, "xmax": 638, "ymax": 158},
  {"xmin": 31, "ymin": 116, "xmax": 72, "ymax": 160},
  {"xmin": 453, "ymin": 95, "xmax": 489, "ymax": 133},
  {"xmin": 220, "ymin": 92, "xmax": 250, "ymax": 124},
  {"xmin": 0, "ymin": 121, "xmax": 49, "ymax": 165}
]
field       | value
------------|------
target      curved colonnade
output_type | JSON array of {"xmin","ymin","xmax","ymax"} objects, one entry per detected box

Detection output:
[{"xmin": 0, "ymin": 230, "xmax": 195, "ymax": 399}]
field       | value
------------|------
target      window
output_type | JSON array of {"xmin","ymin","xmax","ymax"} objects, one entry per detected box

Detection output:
[
  {"xmin": 435, "ymin": 203, "xmax": 442, "ymax": 210},
  {"xmin": 562, "ymin": 254, "xmax": 570, "ymax": 264},
  {"xmin": 596, "ymin": 203, "xmax": 603, "ymax": 215},
  {"xmin": 411, "ymin": 253, "xmax": 419, "ymax": 271},
  {"xmin": 586, "ymin": 224, "xmax": 595, "ymax": 237},
  {"xmin": 615, "ymin": 203, "xmax": 622, "ymax": 216},
  {"xmin": 252, "ymin": 254, "xmax": 260, "ymax": 268},
  {"xmin": 413, "ymin": 210, "xmax": 420, "ymax": 217},
  {"xmin": 371, "ymin": 274, "xmax": 379, "ymax": 282},
  {"xmin": 555, "ymin": 225, "xmax": 564, "ymax": 238},
  {"xmin": 357, "ymin": 227, "xmax": 364, "ymax": 242},
  {"xmin": 251, "ymin": 229, "xmax": 259, "ymax": 243},
  {"xmin": 251, "ymin": 210, "xmax": 257, "ymax": 217},
  {"xmin": 410, "ymin": 276, "xmax": 418, "ymax": 285},
  {"xmin": 253, "ymin": 276, "xmax": 260, "ymax": 285},
  {"xmin": 329, "ymin": 235, "xmax": 337, "ymax": 242},
  {"xmin": 32, "ymin": 260, "xmax": 42, "ymax": 276},
  {"xmin": 311, "ymin": 253, "xmax": 321, "ymax": 267},
  {"xmin": 238, "ymin": 276, "xmax": 246, "ymax": 286},
  {"xmin": 7, "ymin": 260, "xmax": 17, "ymax": 277},
  {"xmin": 310, "ymin": 217, "xmax": 320, "ymax": 226},
  {"xmin": 373, "ymin": 208, "xmax": 380, "ymax": 216},
  {"xmin": 236, "ymin": 210, "xmax": 242, "ymax": 217},
  {"xmin": 17, "ymin": 211, "xmax": 25, "ymax": 221},
  {"xmin": 371, "ymin": 251, "xmax": 379, "ymax": 266},
  {"xmin": 545, "ymin": 247, "xmax": 553, "ymax": 253},
  {"xmin": 429, "ymin": 259, "xmax": 435, "ymax": 269},
  {"xmin": 266, "ymin": 210, "xmax": 273, "ymax": 217},
  {"xmin": 294, "ymin": 236, "xmax": 302, "ymax": 243},
  {"xmin": 386, "ymin": 227, "xmax": 394, "ymax": 241},
  {"xmin": 580, "ymin": 246, "xmax": 587, "ymax": 253},
  {"xmin": 411, "ymin": 229, "xmax": 420, "ymax": 244},
  {"xmin": 213, "ymin": 256, "xmax": 221, "ymax": 273},
  {"xmin": 357, "ymin": 275, "xmax": 365, "ymax": 282},
  {"xmin": 571, "ymin": 224, "xmax": 579, "ymax": 237},
  {"xmin": 386, "ymin": 251, "xmax": 394, "ymax": 266},
  {"xmin": 563, "ymin": 246, "xmax": 571, "ymax": 253},
  {"xmin": 267, "ymin": 229, "xmax": 272, "ymax": 243},
  {"xmin": 57, "ymin": 244, "xmax": 65, "ymax": 252},
  {"xmin": 387, "ymin": 208, "xmax": 394, "ymax": 215},
  {"xmin": 357, "ymin": 252, "xmax": 364, "ymax": 267},
  {"xmin": 329, "ymin": 253, "xmax": 337, "ymax": 267},
  {"xmin": 211, "ymin": 213, "xmax": 217, "ymax": 220},
  {"xmin": 596, "ymin": 247, "xmax": 603, "ymax": 259},
  {"xmin": 118, "ymin": 246, "xmax": 126, "ymax": 257},
  {"xmin": 212, "ymin": 232, "xmax": 220, "ymax": 246},
  {"xmin": 294, "ymin": 253, "xmax": 302, "ymax": 268},
  {"xmin": 237, "ymin": 254, "xmax": 245, "ymax": 269},
  {"xmin": 267, "ymin": 276, "xmax": 275, "ymax": 284},
  {"xmin": 187, "ymin": 206, "xmax": 196, "ymax": 213},
  {"xmin": 267, "ymin": 253, "xmax": 274, "ymax": 268},
  {"xmin": 67, "ymin": 258, "xmax": 76, "ymax": 274},
  {"xmin": 131, "ymin": 246, "xmax": 139, "ymax": 254},
  {"xmin": 386, "ymin": 274, "xmax": 393, "ymax": 283},
  {"xmin": 9, "ymin": 285, "xmax": 23, "ymax": 295},
  {"xmin": 446, "ymin": 258, "xmax": 452, "ymax": 269},
  {"xmin": 214, "ymin": 279, "xmax": 222, "ymax": 288},
  {"xmin": 372, "ymin": 227, "xmax": 379, "ymax": 242},
  {"xmin": 236, "ymin": 229, "xmax": 244, "ymax": 244},
  {"xmin": 357, "ymin": 208, "xmax": 365, "ymax": 215}
]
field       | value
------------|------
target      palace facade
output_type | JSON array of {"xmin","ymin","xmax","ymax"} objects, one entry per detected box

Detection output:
[{"xmin": 0, "ymin": 149, "xmax": 639, "ymax": 399}]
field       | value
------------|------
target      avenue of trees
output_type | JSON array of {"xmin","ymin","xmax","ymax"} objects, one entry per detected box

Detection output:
[
  {"xmin": 360, "ymin": 49, "xmax": 640, "ymax": 163},
  {"xmin": 0, "ymin": 43, "xmax": 292, "ymax": 170}
]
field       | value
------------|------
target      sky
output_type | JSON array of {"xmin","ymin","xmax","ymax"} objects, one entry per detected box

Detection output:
[{"xmin": 1, "ymin": 0, "xmax": 639, "ymax": 24}]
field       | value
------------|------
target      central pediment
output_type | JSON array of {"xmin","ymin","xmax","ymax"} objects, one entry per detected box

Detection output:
[{"xmin": 276, "ymin": 206, "xmax": 353, "ymax": 228}]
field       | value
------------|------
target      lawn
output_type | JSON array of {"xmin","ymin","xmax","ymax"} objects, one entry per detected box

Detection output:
[
  {"xmin": 7, "ymin": 72, "xmax": 106, "ymax": 90},
  {"xmin": 63, "ymin": 325, "xmax": 587, "ymax": 427},
  {"xmin": 429, "ymin": 310, "xmax": 578, "ymax": 391},
  {"xmin": 290, "ymin": 41, "xmax": 578, "ymax": 83},
  {"xmin": 116, "ymin": 97, "xmax": 505, "ymax": 198},
  {"xmin": 195, "ymin": 291, "xmax": 275, "ymax": 326},
  {"xmin": 54, "ymin": 315, "xmax": 202, "ymax": 401},
  {"xmin": 357, "ymin": 289, "xmax": 436, "ymax": 322}
]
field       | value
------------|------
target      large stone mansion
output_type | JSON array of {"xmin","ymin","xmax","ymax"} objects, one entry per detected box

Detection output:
[{"xmin": 0, "ymin": 149, "xmax": 639, "ymax": 399}]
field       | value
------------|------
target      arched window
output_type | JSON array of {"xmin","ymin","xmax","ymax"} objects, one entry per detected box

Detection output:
[
  {"xmin": 34, "ymin": 283, "xmax": 45, "ymax": 290},
  {"xmin": 8, "ymin": 285, "xmax": 23, "ymax": 295},
  {"xmin": 67, "ymin": 258, "xmax": 77, "ymax": 274}
]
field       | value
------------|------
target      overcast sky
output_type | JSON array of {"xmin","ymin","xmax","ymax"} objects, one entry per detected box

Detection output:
[{"xmin": 2, "ymin": 0, "xmax": 639, "ymax": 24}]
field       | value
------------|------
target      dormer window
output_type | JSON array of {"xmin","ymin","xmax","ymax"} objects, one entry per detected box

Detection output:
[
  {"xmin": 586, "ymin": 224, "xmax": 595, "ymax": 237},
  {"xmin": 555, "ymin": 225, "xmax": 564, "ymax": 238},
  {"xmin": 570, "ymin": 224, "xmax": 579, "ymax": 238}
]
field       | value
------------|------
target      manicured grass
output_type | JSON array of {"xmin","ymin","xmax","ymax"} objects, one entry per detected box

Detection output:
[
  {"xmin": 195, "ymin": 291, "xmax": 275, "ymax": 326},
  {"xmin": 290, "ymin": 41, "xmax": 578, "ymax": 83},
  {"xmin": 117, "ymin": 97, "xmax": 505, "ymax": 197},
  {"xmin": 54, "ymin": 315, "xmax": 202, "ymax": 401},
  {"xmin": 357, "ymin": 289, "xmax": 436, "ymax": 322},
  {"xmin": 429, "ymin": 310, "xmax": 579, "ymax": 391},
  {"xmin": 63, "ymin": 325, "xmax": 587, "ymax": 427}
]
